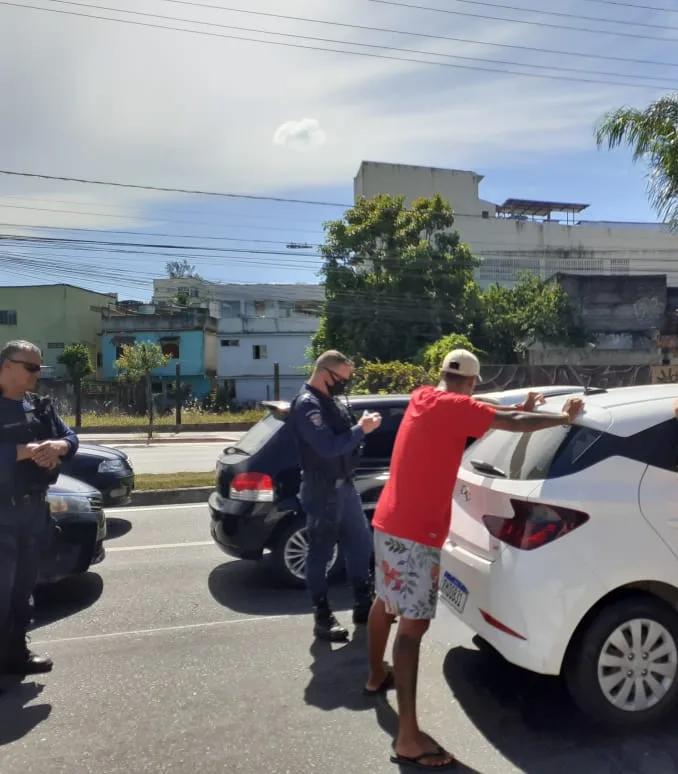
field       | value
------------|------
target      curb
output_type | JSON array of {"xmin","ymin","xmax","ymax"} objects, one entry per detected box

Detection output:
[
  {"xmin": 77, "ymin": 422, "xmax": 255, "ymax": 434},
  {"xmin": 130, "ymin": 487, "xmax": 212, "ymax": 507},
  {"xmin": 90, "ymin": 437, "xmax": 238, "ymax": 446}
]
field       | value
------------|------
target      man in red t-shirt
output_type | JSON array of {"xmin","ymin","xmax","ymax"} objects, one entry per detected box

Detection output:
[{"xmin": 364, "ymin": 349, "xmax": 585, "ymax": 770}]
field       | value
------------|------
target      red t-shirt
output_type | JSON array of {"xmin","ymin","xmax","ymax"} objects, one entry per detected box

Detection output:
[{"xmin": 372, "ymin": 386, "xmax": 497, "ymax": 548}]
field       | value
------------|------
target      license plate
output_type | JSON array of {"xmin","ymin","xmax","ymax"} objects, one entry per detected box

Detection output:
[{"xmin": 440, "ymin": 571, "xmax": 468, "ymax": 614}]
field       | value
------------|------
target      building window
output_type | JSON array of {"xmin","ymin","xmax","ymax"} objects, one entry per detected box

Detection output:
[
  {"xmin": 253, "ymin": 344, "xmax": 268, "ymax": 360},
  {"xmin": 0, "ymin": 310, "xmax": 17, "ymax": 325},
  {"xmin": 254, "ymin": 301, "xmax": 266, "ymax": 316},
  {"xmin": 220, "ymin": 301, "xmax": 240, "ymax": 318},
  {"xmin": 220, "ymin": 339, "xmax": 240, "ymax": 347},
  {"xmin": 97, "ymin": 353, "xmax": 103, "ymax": 368},
  {"xmin": 162, "ymin": 342, "xmax": 180, "ymax": 359},
  {"xmin": 47, "ymin": 342, "xmax": 65, "ymax": 349},
  {"xmin": 115, "ymin": 346, "xmax": 125, "ymax": 359},
  {"xmin": 189, "ymin": 287, "xmax": 199, "ymax": 298}
]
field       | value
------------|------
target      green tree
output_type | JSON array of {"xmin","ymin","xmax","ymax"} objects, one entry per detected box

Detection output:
[
  {"xmin": 417, "ymin": 333, "xmax": 478, "ymax": 372},
  {"xmin": 58, "ymin": 344, "xmax": 94, "ymax": 428},
  {"xmin": 595, "ymin": 94, "xmax": 678, "ymax": 225},
  {"xmin": 476, "ymin": 274, "xmax": 586, "ymax": 363},
  {"xmin": 313, "ymin": 193, "xmax": 481, "ymax": 362},
  {"xmin": 166, "ymin": 259, "xmax": 201, "ymax": 279},
  {"xmin": 115, "ymin": 341, "xmax": 171, "ymax": 439}
]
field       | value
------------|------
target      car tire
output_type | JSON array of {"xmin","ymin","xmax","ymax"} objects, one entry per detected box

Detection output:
[
  {"xmin": 565, "ymin": 595, "xmax": 678, "ymax": 727},
  {"xmin": 270, "ymin": 515, "xmax": 344, "ymax": 589}
]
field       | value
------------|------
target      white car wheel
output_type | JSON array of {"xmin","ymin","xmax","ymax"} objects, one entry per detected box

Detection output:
[{"xmin": 566, "ymin": 596, "xmax": 678, "ymax": 727}]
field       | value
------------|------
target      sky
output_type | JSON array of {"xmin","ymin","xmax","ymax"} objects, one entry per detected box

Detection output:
[{"xmin": 1, "ymin": 0, "xmax": 676, "ymax": 300}]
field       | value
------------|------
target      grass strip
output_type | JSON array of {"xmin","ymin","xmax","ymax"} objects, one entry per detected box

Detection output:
[{"xmin": 134, "ymin": 471, "xmax": 215, "ymax": 490}]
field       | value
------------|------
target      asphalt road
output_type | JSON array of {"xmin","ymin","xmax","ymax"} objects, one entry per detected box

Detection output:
[
  {"xmin": 3, "ymin": 505, "xmax": 678, "ymax": 773},
  {"xmin": 112, "ymin": 440, "xmax": 239, "ymax": 474}
]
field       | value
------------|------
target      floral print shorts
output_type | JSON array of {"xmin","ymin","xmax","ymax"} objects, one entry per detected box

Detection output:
[{"xmin": 373, "ymin": 528, "xmax": 441, "ymax": 620}]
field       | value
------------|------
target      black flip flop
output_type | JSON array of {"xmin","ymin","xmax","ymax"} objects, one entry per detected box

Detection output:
[
  {"xmin": 362, "ymin": 668, "xmax": 395, "ymax": 696},
  {"xmin": 389, "ymin": 749, "xmax": 458, "ymax": 770}
]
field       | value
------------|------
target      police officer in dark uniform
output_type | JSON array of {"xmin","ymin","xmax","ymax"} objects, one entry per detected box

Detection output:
[
  {"xmin": 0, "ymin": 339, "xmax": 79, "ymax": 680},
  {"xmin": 290, "ymin": 350, "xmax": 382, "ymax": 642}
]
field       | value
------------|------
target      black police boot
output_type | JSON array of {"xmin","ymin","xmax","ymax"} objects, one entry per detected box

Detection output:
[
  {"xmin": 5, "ymin": 635, "xmax": 53, "ymax": 676},
  {"xmin": 352, "ymin": 579, "xmax": 374, "ymax": 625},
  {"xmin": 312, "ymin": 597, "xmax": 349, "ymax": 642}
]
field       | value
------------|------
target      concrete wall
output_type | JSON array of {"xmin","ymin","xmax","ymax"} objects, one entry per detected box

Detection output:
[
  {"xmin": 218, "ymin": 333, "xmax": 310, "ymax": 380},
  {"xmin": 0, "ymin": 284, "xmax": 117, "ymax": 377},
  {"xmin": 354, "ymin": 161, "xmax": 678, "ymax": 288},
  {"xmin": 556, "ymin": 274, "xmax": 667, "ymax": 333}
]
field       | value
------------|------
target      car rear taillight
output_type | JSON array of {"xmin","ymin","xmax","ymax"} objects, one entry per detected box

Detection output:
[
  {"xmin": 229, "ymin": 472, "xmax": 275, "ymax": 502},
  {"xmin": 482, "ymin": 500, "xmax": 588, "ymax": 551}
]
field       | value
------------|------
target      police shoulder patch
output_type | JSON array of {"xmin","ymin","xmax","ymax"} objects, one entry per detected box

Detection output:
[{"xmin": 306, "ymin": 410, "xmax": 323, "ymax": 427}]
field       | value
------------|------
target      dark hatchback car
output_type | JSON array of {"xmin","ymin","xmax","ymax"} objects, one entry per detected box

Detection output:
[
  {"xmin": 38, "ymin": 473, "xmax": 107, "ymax": 585},
  {"xmin": 60, "ymin": 443, "xmax": 135, "ymax": 507},
  {"xmin": 209, "ymin": 395, "xmax": 409, "ymax": 587}
]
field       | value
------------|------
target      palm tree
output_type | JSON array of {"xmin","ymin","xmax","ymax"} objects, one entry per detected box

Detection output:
[{"xmin": 595, "ymin": 94, "xmax": 678, "ymax": 226}]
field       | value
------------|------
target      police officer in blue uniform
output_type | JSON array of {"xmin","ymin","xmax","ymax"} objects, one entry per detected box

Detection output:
[
  {"xmin": 291, "ymin": 350, "xmax": 382, "ymax": 642},
  {"xmin": 0, "ymin": 340, "xmax": 79, "ymax": 680}
]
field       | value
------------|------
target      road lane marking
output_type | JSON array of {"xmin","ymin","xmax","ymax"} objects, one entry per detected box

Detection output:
[
  {"xmin": 107, "ymin": 540, "xmax": 214, "ymax": 552},
  {"xmin": 107, "ymin": 503, "xmax": 207, "ymax": 513},
  {"xmin": 31, "ymin": 615, "xmax": 293, "ymax": 646}
]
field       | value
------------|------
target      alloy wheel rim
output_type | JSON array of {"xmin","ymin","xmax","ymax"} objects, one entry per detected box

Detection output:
[
  {"xmin": 597, "ymin": 617, "xmax": 678, "ymax": 712},
  {"xmin": 283, "ymin": 527, "xmax": 338, "ymax": 581}
]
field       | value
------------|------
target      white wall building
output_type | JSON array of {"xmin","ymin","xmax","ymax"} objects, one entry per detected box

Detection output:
[
  {"xmin": 354, "ymin": 161, "xmax": 678, "ymax": 289},
  {"xmin": 153, "ymin": 280, "xmax": 323, "ymax": 403}
]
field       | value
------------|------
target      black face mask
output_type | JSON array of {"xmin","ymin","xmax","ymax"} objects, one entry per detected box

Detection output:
[{"xmin": 327, "ymin": 376, "xmax": 349, "ymax": 397}]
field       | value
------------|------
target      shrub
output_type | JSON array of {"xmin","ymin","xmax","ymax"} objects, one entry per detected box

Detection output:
[
  {"xmin": 351, "ymin": 360, "xmax": 434, "ymax": 395},
  {"xmin": 416, "ymin": 333, "xmax": 479, "ymax": 372}
]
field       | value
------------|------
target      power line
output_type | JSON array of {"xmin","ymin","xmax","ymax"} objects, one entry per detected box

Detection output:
[
  {"xmin": 0, "ymin": 220, "xmax": 314, "ymax": 247},
  {"xmin": 30, "ymin": 0, "xmax": 678, "ymax": 83},
  {"xmin": 365, "ymin": 0, "xmax": 678, "ymax": 43},
  {"xmin": 1, "ymin": 1, "xmax": 675, "ymax": 89},
  {"xmin": 0, "ymin": 199, "xmax": 326, "ymax": 234},
  {"xmin": 157, "ymin": 0, "xmax": 678, "ymax": 71},
  {"xmin": 573, "ymin": 0, "xmax": 678, "ymax": 12},
  {"xmin": 393, "ymin": 0, "xmax": 678, "ymax": 32},
  {"xmin": 0, "ymin": 169, "xmax": 348, "ymax": 207}
]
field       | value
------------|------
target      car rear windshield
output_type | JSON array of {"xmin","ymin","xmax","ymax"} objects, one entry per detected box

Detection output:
[
  {"xmin": 463, "ymin": 424, "xmax": 604, "ymax": 481},
  {"xmin": 235, "ymin": 413, "xmax": 285, "ymax": 455}
]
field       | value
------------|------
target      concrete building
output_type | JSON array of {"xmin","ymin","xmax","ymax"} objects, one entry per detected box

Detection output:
[
  {"xmin": 153, "ymin": 280, "xmax": 324, "ymax": 403},
  {"xmin": 354, "ymin": 161, "xmax": 678, "ymax": 289},
  {"xmin": 0, "ymin": 284, "xmax": 117, "ymax": 377},
  {"xmin": 527, "ymin": 274, "xmax": 667, "ymax": 367},
  {"xmin": 100, "ymin": 304, "xmax": 218, "ymax": 398}
]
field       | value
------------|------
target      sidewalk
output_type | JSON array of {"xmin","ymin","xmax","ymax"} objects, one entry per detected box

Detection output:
[{"xmin": 81, "ymin": 430, "xmax": 245, "ymax": 445}]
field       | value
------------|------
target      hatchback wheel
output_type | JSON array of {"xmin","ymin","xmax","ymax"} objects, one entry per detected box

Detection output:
[
  {"xmin": 565, "ymin": 596, "xmax": 678, "ymax": 727},
  {"xmin": 270, "ymin": 516, "xmax": 343, "ymax": 589}
]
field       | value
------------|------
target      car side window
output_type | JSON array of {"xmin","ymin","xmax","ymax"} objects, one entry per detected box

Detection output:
[{"xmin": 361, "ymin": 406, "xmax": 406, "ymax": 461}]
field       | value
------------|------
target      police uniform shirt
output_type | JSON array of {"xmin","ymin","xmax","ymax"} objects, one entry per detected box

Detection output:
[
  {"xmin": 0, "ymin": 394, "xmax": 78, "ymax": 492},
  {"xmin": 291, "ymin": 383, "xmax": 364, "ymax": 479}
]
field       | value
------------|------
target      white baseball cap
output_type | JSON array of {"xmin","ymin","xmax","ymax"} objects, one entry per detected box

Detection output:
[{"xmin": 441, "ymin": 349, "xmax": 482, "ymax": 382}]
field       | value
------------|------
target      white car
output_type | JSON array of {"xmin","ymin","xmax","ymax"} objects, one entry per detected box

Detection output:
[{"xmin": 437, "ymin": 384, "xmax": 678, "ymax": 727}]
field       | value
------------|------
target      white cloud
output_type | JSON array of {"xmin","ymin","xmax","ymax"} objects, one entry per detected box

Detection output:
[
  {"xmin": 0, "ymin": 0, "xmax": 670, "ymax": 230},
  {"xmin": 273, "ymin": 118, "xmax": 327, "ymax": 151}
]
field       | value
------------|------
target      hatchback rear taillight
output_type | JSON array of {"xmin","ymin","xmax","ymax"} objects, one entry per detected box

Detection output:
[
  {"xmin": 482, "ymin": 500, "xmax": 588, "ymax": 551},
  {"xmin": 229, "ymin": 472, "xmax": 275, "ymax": 502}
]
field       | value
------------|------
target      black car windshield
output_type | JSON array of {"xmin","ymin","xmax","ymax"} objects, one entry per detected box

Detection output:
[{"xmin": 232, "ymin": 413, "xmax": 285, "ymax": 455}]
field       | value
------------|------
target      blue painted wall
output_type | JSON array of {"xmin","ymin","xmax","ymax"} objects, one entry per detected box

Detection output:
[{"xmin": 102, "ymin": 330, "xmax": 211, "ymax": 395}]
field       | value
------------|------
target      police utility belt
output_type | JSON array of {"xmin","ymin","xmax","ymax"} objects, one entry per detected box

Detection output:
[{"xmin": 303, "ymin": 471, "xmax": 354, "ymax": 489}]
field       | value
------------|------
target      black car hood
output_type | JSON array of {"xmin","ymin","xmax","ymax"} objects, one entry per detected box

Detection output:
[
  {"xmin": 77, "ymin": 443, "xmax": 128, "ymax": 461},
  {"xmin": 51, "ymin": 473, "xmax": 100, "ymax": 496}
]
